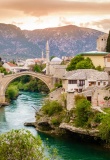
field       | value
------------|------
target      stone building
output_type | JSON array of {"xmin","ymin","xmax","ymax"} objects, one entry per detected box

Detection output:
[
  {"xmin": 62, "ymin": 69, "xmax": 108, "ymax": 93},
  {"xmin": 45, "ymin": 41, "xmax": 67, "ymax": 77},
  {"xmin": 104, "ymin": 54, "xmax": 110, "ymax": 84},
  {"xmin": 80, "ymin": 51, "xmax": 107, "ymax": 67},
  {"xmin": 97, "ymin": 34, "xmax": 108, "ymax": 52}
]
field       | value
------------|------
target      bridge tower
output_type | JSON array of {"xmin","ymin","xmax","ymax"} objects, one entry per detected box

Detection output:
[{"xmin": 46, "ymin": 41, "xmax": 50, "ymax": 75}]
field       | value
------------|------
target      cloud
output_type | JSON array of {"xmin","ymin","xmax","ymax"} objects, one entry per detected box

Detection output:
[
  {"xmin": 80, "ymin": 19, "xmax": 110, "ymax": 33},
  {"xmin": 1, "ymin": 0, "xmax": 110, "ymax": 17},
  {"xmin": 92, "ymin": 19, "xmax": 110, "ymax": 31},
  {"xmin": 58, "ymin": 17, "xmax": 75, "ymax": 27}
]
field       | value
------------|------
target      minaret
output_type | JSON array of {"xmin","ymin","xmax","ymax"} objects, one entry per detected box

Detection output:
[
  {"xmin": 46, "ymin": 41, "xmax": 50, "ymax": 75},
  {"xmin": 42, "ymin": 51, "xmax": 44, "ymax": 59}
]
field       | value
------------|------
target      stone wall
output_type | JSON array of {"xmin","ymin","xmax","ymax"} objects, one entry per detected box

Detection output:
[
  {"xmin": 66, "ymin": 87, "xmax": 110, "ymax": 110},
  {"xmin": 49, "ymin": 87, "xmax": 64, "ymax": 101},
  {"xmin": 97, "ymin": 34, "xmax": 108, "ymax": 52},
  {"xmin": 66, "ymin": 92, "xmax": 75, "ymax": 110}
]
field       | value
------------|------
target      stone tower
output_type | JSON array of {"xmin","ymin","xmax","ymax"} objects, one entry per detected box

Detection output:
[
  {"xmin": 46, "ymin": 41, "xmax": 50, "ymax": 75},
  {"xmin": 97, "ymin": 34, "xmax": 108, "ymax": 52}
]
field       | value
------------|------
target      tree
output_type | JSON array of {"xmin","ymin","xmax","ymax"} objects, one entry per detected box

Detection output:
[
  {"xmin": 0, "ymin": 66, "xmax": 8, "ymax": 75},
  {"xmin": 75, "ymin": 99, "xmax": 91, "ymax": 127},
  {"xmin": 33, "ymin": 64, "xmax": 42, "ymax": 72},
  {"xmin": 76, "ymin": 58, "xmax": 95, "ymax": 69},
  {"xmin": 50, "ymin": 56, "xmax": 55, "ymax": 60},
  {"xmin": 99, "ymin": 114, "xmax": 110, "ymax": 143},
  {"xmin": 66, "ymin": 55, "xmax": 95, "ymax": 71},
  {"xmin": 106, "ymin": 31, "xmax": 110, "ymax": 52},
  {"xmin": 0, "ymin": 129, "xmax": 47, "ymax": 160},
  {"xmin": 66, "ymin": 55, "xmax": 84, "ymax": 71},
  {"xmin": 95, "ymin": 65, "xmax": 103, "ymax": 71},
  {"xmin": 6, "ymin": 86, "xmax": 19, "ymax": 101}
]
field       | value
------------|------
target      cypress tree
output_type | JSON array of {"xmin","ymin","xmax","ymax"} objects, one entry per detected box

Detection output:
[{"xmin": 106, "ymin": 31, "xmax": 110, "ymax": 52}]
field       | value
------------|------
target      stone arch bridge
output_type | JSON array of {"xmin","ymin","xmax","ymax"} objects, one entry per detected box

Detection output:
[{"xmin": 0, "ymin": 71, "xmax": 54, "ymax": 103}]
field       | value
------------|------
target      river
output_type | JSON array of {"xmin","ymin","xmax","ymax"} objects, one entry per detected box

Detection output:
[{"xmin": 0, "ymin": 91, "xmax": 110, "ymax": 160}]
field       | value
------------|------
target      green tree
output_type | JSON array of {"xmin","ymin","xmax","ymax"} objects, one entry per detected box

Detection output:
[
  {"xmin": 66, "ymin": 55, "xmax": 95, "ymax": 71},
  {"xmin": 0, "ymin": 129, "xmax": 48, "ymax": 160},
  {"xmin": 106, "ymin": 31, "xmax": 110, "ymax": 52},
  {"xmin": 99, "ymin": 114, "xmax": 110, "ymax": 143},
  {"xmin": 0, "ymin": 66, "xmax": 8, "ymax": 75},
  {"xmin": 76, "ymin": 58, "xmax": 95, "ymax": 69},
  {"xmin": 50, "ymin": 56, "xmax": 55, "ymax": 60},
  {"xmin": 6, "ymin": 86, "xmax": 19, "ymax": 101},
  {"xmin": 20, "ymin": 75, "xmax": 31, "ymax": 83},
  {"xmin": 42, "ymin": 100, "xmax": 63, "ymax": 116},
  {"xmin": 95, "ymin": 65, "xmax": 104, "ymax": 71},
  {"xmin": 33, "ymin": 64, "xmax": 42, "ymax": 72},
  {"xmin": 75, "ymin": 99, "xmax": 91, "ymax": 127},
  {"xmin": 66, "ymin": 55, "xmax": 84, "ymax": 71}
]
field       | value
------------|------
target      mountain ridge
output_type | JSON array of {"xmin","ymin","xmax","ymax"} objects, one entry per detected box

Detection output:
[{"xmin": 0, "ymin": 23, "xmax": 105, "ymax": 60}]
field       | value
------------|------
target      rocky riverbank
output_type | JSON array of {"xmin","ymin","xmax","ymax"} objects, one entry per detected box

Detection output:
[
  {"xmin": 24, "ymin": 96, "xmax": 110, "ymax": 148},
  {"xmin": 0, "ymin": 102, "xmax": 9, "ymax": 107},
  {"xmin": 24, "ymin": 107, "xmax": 100, "ymax": 139}
]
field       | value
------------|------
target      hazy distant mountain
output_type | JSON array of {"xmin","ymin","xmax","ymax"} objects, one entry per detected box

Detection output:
[{"xmin": 0, "ymin": 23, "xmax": 104, "ymax": 60}]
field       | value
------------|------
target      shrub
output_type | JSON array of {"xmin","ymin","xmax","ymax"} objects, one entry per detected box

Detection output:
[
  {"xmin": 0, "ymin": 129, "xmax": 46, "ymax": 160},
  {"xmin": 75, "ymin": 99, "xmax": 91, "ymax": 127},
  {"xmin": 6, "ymin": 86, "xmax": 19, "ymax": 100},
  {"xmin": 42, "ymin": 100, "xmax": 63, "ymax": 116},
  {"xmin": 74, "ymin": 94, "xmax": 86, "ymax": 105},
  {"xmin": 51, "ymin": 117, "xmax": 61, "ymax": 126},
  {"xmin": 93, "ymin": 112, "xmax": 104, "ymax": 123},
  {"xmin": 99, "ymin": 114, "xmax": 110, "ymax": 143}
]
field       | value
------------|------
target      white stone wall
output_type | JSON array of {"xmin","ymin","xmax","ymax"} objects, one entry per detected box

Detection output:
[
  {"xmin": 3, "ymin": 63, "xmax": 11, "ymax": 70},
  {"xmin": 67, "ymin": 92, "xmax": 75, "ymax": 110}
]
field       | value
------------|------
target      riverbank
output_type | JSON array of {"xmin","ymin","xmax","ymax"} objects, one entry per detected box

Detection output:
[
  {"xmin": 1, "ymin": 91, "xmax": 110, "ymax": 160},
  {"xmin": 26, "ymin": 95, "xmax": 110, "ymax": 149},
  {"xmin": 0, "ymin": 102, "xmax": 9, "ymax": 107}
]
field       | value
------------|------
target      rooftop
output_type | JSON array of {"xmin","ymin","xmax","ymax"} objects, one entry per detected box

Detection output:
[
  {"xmin": 63, "ymin": 69, "xmax": 108, "ymax": 81},
  {"xmin": 7, "ymin": 62, "xmax": 17, "ymax": 67},
  {"xmin": 79, "ymin": 51, "xmax": 108, "ymax": 56}
]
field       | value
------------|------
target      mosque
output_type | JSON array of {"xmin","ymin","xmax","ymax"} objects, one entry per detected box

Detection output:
[{"xmin": 45, "ymin": 41, "xmax": 67, "ymax": 78}]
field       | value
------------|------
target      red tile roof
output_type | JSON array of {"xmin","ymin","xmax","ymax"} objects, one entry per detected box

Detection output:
[{"xmin": 7, "ymin": 62, "xmax": 17, "ymax": 67}]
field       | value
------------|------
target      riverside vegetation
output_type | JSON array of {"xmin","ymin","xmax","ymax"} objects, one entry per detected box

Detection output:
[
  {"xmin": 0, "ymin": 129, "xmax": 59, "ymax": 160},
  {"xmin": 6, "ymin": 75, "xmax": 49, "ymax": 102},
  {"xmin": 35, "ymin": 94, "xmax": 110, "ymax": 147}
]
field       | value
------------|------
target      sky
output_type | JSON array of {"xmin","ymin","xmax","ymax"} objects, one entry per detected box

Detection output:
[{"xmin": 0, "ymin": 0, "xmax": 110, "ymax": 33}]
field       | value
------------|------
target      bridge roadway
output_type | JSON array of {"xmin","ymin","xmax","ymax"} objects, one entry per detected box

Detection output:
[{"xmin": 0, "ymin": 71, "xmax": 54, "ymax": 103}]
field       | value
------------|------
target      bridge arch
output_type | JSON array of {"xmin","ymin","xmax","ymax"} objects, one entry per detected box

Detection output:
[{"xmin": 0, "ymin": 71, "xmax": 54, "ymax": 103}]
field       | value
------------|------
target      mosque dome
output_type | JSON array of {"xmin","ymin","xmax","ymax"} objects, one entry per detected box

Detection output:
[{"xmin": 50, "ymin": 57, "xmax": 62, "ymax": 64}]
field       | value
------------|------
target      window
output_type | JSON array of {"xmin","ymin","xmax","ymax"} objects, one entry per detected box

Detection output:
[
  {"xmin": 107, "ymin": 58, "xmax": 110, "ymax": 62},
  {"xmin": 89, "ymin": 82, "xmax": 96, "ymax": 86},
  {"xmin": 98, "ymin": 82, "xmax": 100, "ymax": 86},
  {"xmin": 79, "ymin": 80, "xmax": 85, "ymax": 86},
  {"xmin": 103, "ymin": 82, "xmax": 106, "ymax": 85},
  {"xmin": 68, "ymin": 80, "xmax": 77, "ymax": 84},
  {"xmin": 79, "ymin": 89, "xmax": 82, "ymax": 92}
]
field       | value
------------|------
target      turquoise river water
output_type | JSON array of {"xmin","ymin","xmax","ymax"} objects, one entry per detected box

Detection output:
[{"xmin": 0, "ymin": 91, "xmax": 110, "ymax": 160}]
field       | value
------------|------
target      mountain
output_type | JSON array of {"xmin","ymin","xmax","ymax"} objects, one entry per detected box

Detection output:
[{"xmin": 0, "ymin": 23, "xmax": 104, "ymax": 60}]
